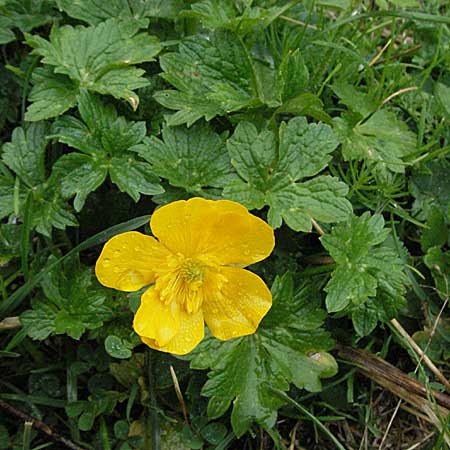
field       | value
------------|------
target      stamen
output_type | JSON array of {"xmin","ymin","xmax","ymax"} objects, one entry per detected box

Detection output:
[{"xmin": 154, "ymin": 256, "xmax": 211, "ymax": 314}]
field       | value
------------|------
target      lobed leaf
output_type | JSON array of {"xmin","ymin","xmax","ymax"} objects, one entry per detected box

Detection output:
[
  {"xmin": 21, "ymin": 257, "xmax": 112, "ymax": 340},
  {"xmin": 0, "ymin": 123, "xmax": 77, "ymax": 235},
  {"xmin": 135, "ymin": 123, "xmax": 236, "ymax": 194},
  {"xmin": 25, "ymin": 19, "xmax": 161, "ymax": 120},
  {"xmin": 321, "ymin": 213, "xmax": 408, "ymax": 332},
  {"xmin": 224, "ymin": 117, "xmax": 352, "ymax": 231},
  {"xmin": 186, "ymin": 274, "xmax": 337, "ymax": 437},
  {"xmin": 57, "ymin": 0, "xmax": 184, "ymax": 26},
  {"xmin": 333, "ymin": 83, "xmax": 417, "ymax": 178},
  {"xmin": 51, "ymin": 91, "xmax": 163, "ymax": 210},
  {"xmin": 154, "ymin": 30, "xmax": 261, "ymax": 126}
]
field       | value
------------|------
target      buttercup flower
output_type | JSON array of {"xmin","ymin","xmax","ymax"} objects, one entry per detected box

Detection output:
[{"xmin": 95, "ymin": 198, "xmax": 275, "ymax": 355}]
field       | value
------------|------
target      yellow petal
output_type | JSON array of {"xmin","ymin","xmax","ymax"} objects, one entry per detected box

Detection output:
[
  {"xmin": 95, "ymin": 231, "xmax": 171, "ymax": 292},
  {"xmin": 136, "ymin": 289, "xmax": 205, "ymax": 355},
  {"xmin": 202, "ymin": 267, "xmax": 272, "ymax": 340},
  {"xmin": 133, "ymin": 288, "xmax": 181, "ymax": 346},
  {"xmin": 150, "ymin": 197, "xmax": 274, "ymax": 266}
]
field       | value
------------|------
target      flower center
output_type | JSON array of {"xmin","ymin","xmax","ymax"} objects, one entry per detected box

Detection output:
[
  {"xmin": 154, "ymin": 255, "xmax": 209, "ymax": 314},
  {"xmin": 179, "ymin": 258, "xmax": 205, "ymax": 287}
]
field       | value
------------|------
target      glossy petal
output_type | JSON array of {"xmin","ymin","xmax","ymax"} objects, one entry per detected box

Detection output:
[
  {"xmin": 150, "ymin": 197, "xmax": 274, "ymax": 266},
  {"xmin": 95, "ymin": 231, "xmax": 171, "ymax": 292},
  {"xmin": 136, "ymin": 288, "xmax": 205, "ymax": 355},
  {"xmin": 133, "ymin": 288, "xmax": 181, "ymax": 346},
  {"xmin": 203, "ymin": 266, "xmax": 272, "ymax": 340}
]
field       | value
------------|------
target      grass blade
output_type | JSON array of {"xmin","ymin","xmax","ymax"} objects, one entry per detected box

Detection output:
[{"xmin": 268, "ymin": 387, "xmax": 347, "ymax": 450}]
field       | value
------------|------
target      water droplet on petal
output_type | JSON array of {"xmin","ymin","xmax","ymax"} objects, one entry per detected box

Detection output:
[
  {"xmin": 102, "ymin": 258, "xmax": 111, "ymax": 267},
  {"xmin": 113, "ymin": 249, "xmax": 121, "ymax": 257},
  {"xmin": 117, "ymin": 270, "xmax": 144, "ymax": 290}
]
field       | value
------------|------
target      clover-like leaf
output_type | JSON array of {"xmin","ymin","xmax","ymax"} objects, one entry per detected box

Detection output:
[
  {"xmin": 24, "ymin": 19, "xmax": 161, "ymax": 120},
  {"xmin": 134, "ymin": 123, "xmax": 236, "ymax": 194},
  {"xmin": 320, "ymin": 213, "xmax": 408, "ymax": 334},
  {"xmin": 184, "ymin": 274, "xmax": 337, "ymax": 437},
  {"xmin": 51, "ymin": 91, "xmax": 163, "ymax": 211},
  {"xmin": 223, "ymin": 116, "xmax": 352, "ymax": 231}
]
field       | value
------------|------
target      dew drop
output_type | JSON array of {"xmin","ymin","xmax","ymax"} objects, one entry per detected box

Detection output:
[
  {"xmin": 117, "ymin": 270, "xmax": 144, "ymax": 290},
  {"xmin": 113, "ymin": 249, "xmax": 121, "ymax": 257},
  {"xmin": 102, "ymin": 258, "xmax": 111, "ymax": 267},
  {"xmin": 134, "ymin": 246, "xmax": 141, "ymax": 252}
]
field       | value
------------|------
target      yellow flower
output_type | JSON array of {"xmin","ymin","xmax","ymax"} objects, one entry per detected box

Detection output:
[{"xmin": 95, "ymin": 198, "xmax": 275, "ymax": 355}]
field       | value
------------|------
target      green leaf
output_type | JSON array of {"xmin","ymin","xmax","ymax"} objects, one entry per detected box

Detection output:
[
  {"xmin": 182, "ymin": 0, "xmax": 303, "ymax": 36},
  {"xmin": 52, "ymin": 153, "xmax": 109, "ymax": 212},
  {"xmin": 424, "ymin": 246, "xmax": 449, "ymax": 300},
  {"xmin": 154, "ymin": 30, "xmax": 261, "ymax": 126},
  {"xmin": 20, "ymin": 302, "xmax": 56, "ymax": 340},
  {"xmin": 268, "ymin": 176, "xmax": 352, "ymax": 232},
  {"xmin": 277, "ymin": 118, "xmax": 339, "ymax": 180},
  {"xmin": 25, "ymin": 67, "xmax": 79, "ymax": 122},
  {"xmin": 25, "ymin": 19, "xmax": 161, "ymax": 119},
  {"xmin": 277, "ymin": 93, "xmax": 331, "ymax": 123},
  {"xmin": 351, "ymin": 300, "xmax": 379, "ymax": 336},
  {"xmin": 421, "ymin": 206, "xmax": 448, "ymax": 252},
  {"xmin": 0, "ymin": 224, "xmax": 21, "ymax": 265},
  {"xmin": 320, "ymin": 213, "xmax": 408, "ymax": 333},
  {"xmin": 21, "ymin": 258, "xmax": 112, "ymax": 340},
  {"xmin": 182, "ymin": 0, "xmax": 239, "ymax": 30},
  {"xmin": 0, "ymin": 0, "xmax": 56, "ymax": 34},
  {"xmin": 0, "ymin": 123, "xmax": 77, "ymax": 235},
  {"xmin": 435, "ymin": 82, "xmax": 450, "ymax": 120},
  {"xmin": 79, "ymin": 407, "xmax": 96, "ymax": 431},
  {"xmin": 223, "ymin": 117, "xmax": 352, "ymax": 231},
  {"xmin": 57, "ymin": 0, "xmax": 184, "ymax": 26},
  {"xmin": 332, "ymin": 80, "xmax": 376, "ymax": 118},
  {"xmin": 105, "ymin": 335, "xmax": 133, "ymax": 359},
  {"xmin": 411, "ymin": 159, "xmax": 450, "ymax": 221},
  {"xmin": 135, "ymin": 123, "xmax": 236, "ymax": 193},
  {"xmin": 51, "ymin": 91, "xmax": 163, "ymax": 210},
  {"xmin": 0, "ymin": 172, "xmax": 16, "ymax": 220},
  {"xmin": 186, "ymin": 274, "xmax": 337, "ymax": 437},
  {"xmin": 277, "ymin": 49, "xmax": 309, "ymax": 103},
  {"xmin": 227, "ymin": 121, "xmax": 276, "ymax": 187},
  {"xmin": 0, "ymin": 22, "xmax": 15, "ymax": 45},
  {"xmin": 2, "ymin": 122, "xmax": 48, "ymax": 187},
  {"xmin": 334, "ymin": 110, "xmax": 416, "ymax": 177},
  {"xmin": 109, "ymin": 157, "xmax": 162, "ymax": 202},
  {"xmin": 0, "ymin": 214, "xmax": 150, "ymax": 317}
]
